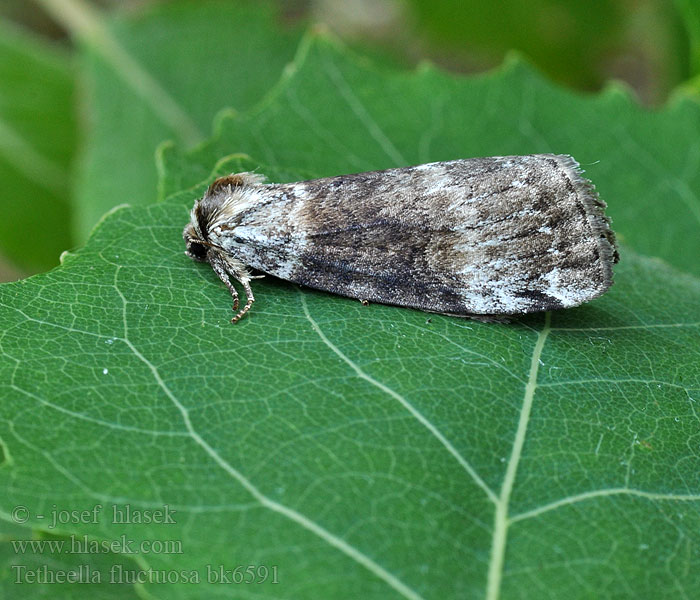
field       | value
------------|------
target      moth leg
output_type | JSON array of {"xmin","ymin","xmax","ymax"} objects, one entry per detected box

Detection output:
[
  {"xmin": 209, "ymin": 252, "xmax": 257, "ymax": 322},
  {"xmin": 209, "ymin": 254, "xmax": 240, "ymax": 311},
  {"xmin": 209, "ymin": 255, "xmax": 247, "ymax": 311},
  {"xmin": 232, "ymin": 278, "xmax": 255, "ymax": 323}
]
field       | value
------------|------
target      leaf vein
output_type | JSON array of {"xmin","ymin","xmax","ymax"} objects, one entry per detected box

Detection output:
[
  {"xmin": 322, "ymin": 53, "xmax": 407, "ymax": 166},
  {"xmin": 112, "ymin": 268, "xmax": 424, "ymax": 600},
  {"xmin": 486, "ymin": 312, "xmax": 552, "ymax": 600},
  {"xmin": 300, "ymin": 292, "xmax": 499, "ymax": 505},
  {"xmin": 510, "ymin": 488, "xmax": 700, "ymax": 524},
  {"xmin": 36, "ymin": 0, "xmax": 203, "ymax": 146}
]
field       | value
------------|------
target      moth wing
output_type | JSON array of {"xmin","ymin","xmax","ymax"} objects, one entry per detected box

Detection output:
[{"xmin": 230, "ymin": 155, "xmax": 616, "ymax": 315}]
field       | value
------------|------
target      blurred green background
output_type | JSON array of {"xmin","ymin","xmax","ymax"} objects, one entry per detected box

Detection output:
[{"xmin": 0, "ymin": 0, "xmax": 696, "ymax": 281}]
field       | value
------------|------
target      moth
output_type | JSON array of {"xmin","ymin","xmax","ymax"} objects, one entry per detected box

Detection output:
[{"xmin": 183, "ymin": 154, "xmax": 618, "ymax": 323}]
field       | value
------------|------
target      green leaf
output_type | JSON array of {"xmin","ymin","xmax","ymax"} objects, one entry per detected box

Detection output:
[
  {"xmin": 404, "ymin": 0, "xmax": 628, "ymax": 91},
  {"xmin": 0, "ymin": 21, "xmax": 75, "ymax": 274},
  {"xmin": 71, "ymin": 0, "xmax": 301, "ymax": 239},
  {"xmin": 676, "ymin": 0, "xmax": 700, "ymax": 76},
  {"xmin": 171, "ymin": 33, "xmax": 700, "ymax": 279},
  {"xmin": 2, "ymin": 33, "xmax": 700, "ymax": 600},
  {"xmin": 2, "ymin": 187, "xmax": 700, "ymax": 599},
  {"xmin": 403, "ymin": 0, "xmax": 688, "ymax": 104}
]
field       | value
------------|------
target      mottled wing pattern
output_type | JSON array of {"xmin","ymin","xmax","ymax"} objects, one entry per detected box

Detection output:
[{"xmin": 208, "ymin": 155, "xmax": 617, "ymax": 316}]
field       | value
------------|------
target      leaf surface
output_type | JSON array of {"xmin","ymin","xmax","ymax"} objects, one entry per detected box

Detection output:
[
  {"xmin": 1, "ymin": 32, "xmax": 700, "ymax": 600},
  {"xmin": 405, "ymin": 0, "xmax": 628, "ymax": 91},
  {"xmin": 0, "ymin": 21, "xmax": 75, "ymax": 273},
  {"xmin": 72, "ymin": 0, "xmax": 301, "ymax": 238},
  {"xmin": 677, "ymin": 0, "xmax": 700, "ymax": 77},
  {"xmin": 170, "ymin": 34, "xmax": 700, "ymax": 278}
]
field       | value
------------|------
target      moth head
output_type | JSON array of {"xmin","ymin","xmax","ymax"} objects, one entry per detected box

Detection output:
[
  {"xmin": 182, "ymin": 221, "xmax": 209, "ymax": 262},
  {"xmin": 183, "ymin": 172, "xmax": 266, "ymax": 263}
]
